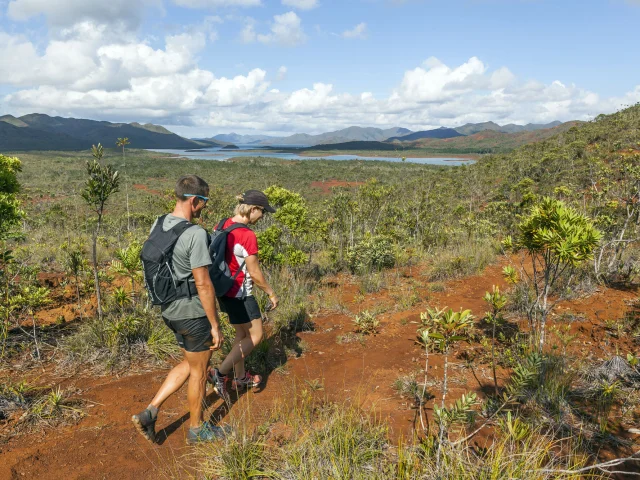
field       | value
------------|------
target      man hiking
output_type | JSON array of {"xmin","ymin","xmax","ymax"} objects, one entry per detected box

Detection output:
[
  {"xmin": 132, "ymin": 175, "xmax": 226, "ymax": 444},
  {"xmin": 208, "ymin": 190, "xmax": 279, "ymax": 400}
]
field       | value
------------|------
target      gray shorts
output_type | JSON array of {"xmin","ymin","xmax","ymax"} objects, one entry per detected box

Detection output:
[{"xmin": 162, "ymin": 316, "xmax": 213, "ymax": 352}]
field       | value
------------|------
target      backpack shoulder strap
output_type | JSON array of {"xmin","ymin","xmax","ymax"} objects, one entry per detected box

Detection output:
[
  {"xmin": 215, "ymin": 219, "xmax": 227, "ymax": 231},
  {"xmin": 170, "ymin": 220, "xmax": 197, "ymax": 237},
  {"xmin": 153, "ymin": 214, "xmax": 168, "ymax": 232},
  {"xmin": 224, "ymin": 222, "xmax": 250, "ymax": 233}
]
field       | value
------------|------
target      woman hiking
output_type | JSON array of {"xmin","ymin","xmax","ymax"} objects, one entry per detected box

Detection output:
[{"xmin": 208, "ymin": 190, "xmax": 279, "ymax": 401}]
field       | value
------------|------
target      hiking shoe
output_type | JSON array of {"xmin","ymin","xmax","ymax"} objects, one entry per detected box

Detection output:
[
  {"xmin": 231, "ymin": 371, "xmax": 263, "ymax": 391},
  {"xmin": 132, "ymin": 408, "xmax": 157, "ymax": 443},
  {"xmin": 207, "ymin": 367, "xmax": 231, "ymax": 405},
  {"xmin": 186, "ymin": 421, "xmax": 231, "ymax": 445}
]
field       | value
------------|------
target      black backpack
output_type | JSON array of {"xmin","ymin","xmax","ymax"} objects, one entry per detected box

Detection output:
[
  {"xmin": 209, "ymin": 219, "xmax": 249, "ymax": 298},
  {"xmin": 141, "ymin": 215, "xmax": 199, "ymax": 306}
]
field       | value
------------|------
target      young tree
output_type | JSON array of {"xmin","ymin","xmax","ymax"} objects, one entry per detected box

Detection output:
[
  {"xmin": 81, "ymin": 144, "xmax": 120, "ymax": 321},
  {"xmin": 503, "ymin": 197, "xmax": 601, "ymax": 350},
  {"xmin": 116, "ymin": 137, "xmax": 131, "ymax": 231}
]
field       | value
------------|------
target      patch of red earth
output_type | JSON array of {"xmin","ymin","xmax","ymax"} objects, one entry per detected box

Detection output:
[
  {"xmin": 310, "ymin": 179, "xmax": 365, "ymax": 194},
  {"xmin": 132, "ymin": 184, "xmax": 162, "ymax": 196},
  {"xmin": 620, "ymin": 148, "xmax": 640, "ymax": 157},
  {"xmin": 1, "ymin": 262, "xmax": 639, "ymax": 478}
]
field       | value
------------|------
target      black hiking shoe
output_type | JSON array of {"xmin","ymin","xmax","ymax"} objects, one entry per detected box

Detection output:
[{"xmin": 132, "ymin": 408, "xmax": 157, "ymax": 443}]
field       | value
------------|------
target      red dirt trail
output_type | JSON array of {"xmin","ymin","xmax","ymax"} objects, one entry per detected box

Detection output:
[{"xmin": 1, "ymin": 263, "xmax": 638, "ymax": 479}]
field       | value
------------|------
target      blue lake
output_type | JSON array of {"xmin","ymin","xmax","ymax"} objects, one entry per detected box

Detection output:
[{"xmin": 147, "ymin": 146, "xmax": 474, "ymax": 166}]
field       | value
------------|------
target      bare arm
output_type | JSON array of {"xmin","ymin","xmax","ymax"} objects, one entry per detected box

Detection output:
[
  {"xmin": 245, "ymin": 255, "xmax": 278, "ymax": 309},
  {"xmin": 192, "ymin": 266, "xmax": 223, "ymax": 349}
]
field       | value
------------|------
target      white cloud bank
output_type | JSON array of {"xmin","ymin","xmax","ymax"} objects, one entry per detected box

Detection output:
[
  {"xmin": 242, "ymin": 11, "xmax": 307, "ymax": 46},
  {"xmin": 342, "ymin": 22, "xmax": 368, "ymax": 39},
  {"xmin": 7, "ymin": 0, "xmax": 161, "ymax": 28},
  {"xmin": 281, "ymin": 0, "xmax": 319, "ymax": 10},
  {"xmin": 173, "ymin": 0, "xmax": 261, "ymax": 8},
  {"xmin": 1, "ymin": 22, "xmax": 638, "ymax": 134}
]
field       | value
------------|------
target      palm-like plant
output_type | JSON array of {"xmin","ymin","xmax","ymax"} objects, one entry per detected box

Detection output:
[
  {"xmin": 483, "ymin": 285, "xmax": 507, "ymax": 396},
  {"xmin": 111, "ymin": 240, "xmax": 143, "ymax": 306},
  {"xmin": 503, "ymin": 197, "xmax": 601, "ymax": 350},
  {"xmin": 61, "ymin": 242, "xmax": 87, "ymax": 311},
  {"xmin": 420, "ymin": 306, "xmax": 474, "ymax": 464}
]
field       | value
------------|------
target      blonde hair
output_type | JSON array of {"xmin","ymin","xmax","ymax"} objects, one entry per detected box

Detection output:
[{"xmin": 234, "ymin": 195, "xmax": 259, "ymax": 217}]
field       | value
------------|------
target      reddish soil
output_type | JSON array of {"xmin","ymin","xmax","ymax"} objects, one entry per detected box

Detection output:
[
  {"xmin": 132, "ymin": 184, "xmax": 162, "ymax": 196},
  {"xmin": 310, "ymin": 179, "xmax": 365, "ymax": 194},
  {"xmin": 1, "ymin": 262, "xmax": 639, "ymax": 479}
]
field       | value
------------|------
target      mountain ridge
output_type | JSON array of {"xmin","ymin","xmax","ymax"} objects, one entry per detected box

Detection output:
[{"xmin": 0, "ymin": 113, "xmax": 205, "ymax": 151}]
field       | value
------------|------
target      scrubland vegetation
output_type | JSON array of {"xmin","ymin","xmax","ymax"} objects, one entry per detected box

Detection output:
[{"xmin": 1, "ymin": 104, "xmax": 640, "ymax": 477}]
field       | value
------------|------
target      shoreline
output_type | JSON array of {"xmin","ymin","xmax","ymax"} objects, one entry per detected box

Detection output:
[{"xmin": 294, "ymin": 150, "xmax": 479, "ymax": 160}]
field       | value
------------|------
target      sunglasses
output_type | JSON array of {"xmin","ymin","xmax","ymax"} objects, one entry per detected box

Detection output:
[{"xmin": 183, "ymin": 194, "xmax": 209, "ymax": 205}]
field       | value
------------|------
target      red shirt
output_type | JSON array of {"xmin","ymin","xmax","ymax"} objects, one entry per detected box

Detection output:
[{"xmin": 219, "ymin": 218, "xmax": 258, "ymax": 298}]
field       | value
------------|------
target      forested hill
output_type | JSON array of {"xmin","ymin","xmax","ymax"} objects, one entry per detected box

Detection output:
[
  {"xmin": 0, "ymin": 114, "xmax": 207, "ymax": 151},
  {"xmin": 473, "ymin": 103, "xmax": 640, "ymax": 211}
]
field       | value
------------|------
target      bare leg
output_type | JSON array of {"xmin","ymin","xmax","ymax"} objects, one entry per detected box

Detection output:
[
  {"xmin": 218, "ymin": 319, "xmax": 263, "ymax": 376},
  {"xmin": 150, "ymin": 353, "xmax": 190, "ymax": 409},
  {"xmin": 185, "ymin": 349, "xmax": 213, "ymax": 428},
  {"xmin": 231, "ymin": 325, "xmax": 247, "ymax": 379}
]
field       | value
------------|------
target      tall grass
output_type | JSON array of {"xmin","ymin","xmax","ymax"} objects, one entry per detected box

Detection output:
[
  {"xmin": 60, "ymin": 308, "xmax": 179, "ymax": 370},
  {"xmin": 197, "ymin": 388, "xmax": 603, "ymax": 480},
  {"xmin": 428, "ymin": 239, "xmax": 497, "ymax": 281}
]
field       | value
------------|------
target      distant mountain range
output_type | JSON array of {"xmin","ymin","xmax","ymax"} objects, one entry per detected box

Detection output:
[
  {"xmin": 386, "ymin": 127, "xmax": 464, "ymax": 142},
  {"xmin": 0, "ymin": 114, "xmax": 215, "ymax": 151},
  {"xmin": 0, "ymin": 113, "xmax": 572, "ymax": 152},
  {"xmin": 208, "ymin": 126, "xmax": 413, "ymax": 146},
  {"xmin": 453, "ymin": 120, "xmax": 563, "ymax": 136}
]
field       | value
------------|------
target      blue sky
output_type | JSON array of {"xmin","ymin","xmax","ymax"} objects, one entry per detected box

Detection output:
[{"xmin": 0, "ymin": 0, "xmax": 639, "ymax": 136}]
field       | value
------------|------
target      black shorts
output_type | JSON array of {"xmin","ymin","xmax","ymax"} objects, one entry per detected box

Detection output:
[
  {"xmin": 163, "ymin": 316, "xmax": 213, "ymax": 353},
  {"xmin": 217, "ymin": 295, "xmax": 262, "ymax": 325}
]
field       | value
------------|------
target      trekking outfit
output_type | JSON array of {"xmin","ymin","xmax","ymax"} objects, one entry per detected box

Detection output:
[
  {"xmin": 143, "ymin": 214, "xmax": 214, "ymax": 352},
  {"xmin": 208, "ymin": 216, "xmax": 269, "ymax": 392},
  {"xmin": 213, "ymin": 218, "xmax": 263, "ymax": 325},
  {"xmin": 134, "ymin": 213, "xmax": 221, "ymax": 444}
]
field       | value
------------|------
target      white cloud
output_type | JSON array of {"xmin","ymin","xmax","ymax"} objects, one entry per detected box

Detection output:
[
  {"xmin": 173, "ymin": 0, "xmax": 261, "ymax": 8},
  {"xmin": 7, "ymin": 0, "xmax": 159, "ymax": 28},
  {"xmin": 342, "ymin": 22, "xmax": 368, "ymax": 39},
  {"xmin": 3, "ymin": 43, "xmax": 639, "ymax": 135},
  {"xmin": 281, "ymin": 0, "xmax": 319, "ymax": 10},
  {"xmin": 256, "ymin": 11, "xmax": 306, "ymax": 46},
  {"xmin": 276, "ymin": 66, "xmax": 288, "ymax": 81},
  {"xmin": 240, "ymin": 19, "xmax": 257, "ymax": 43}
]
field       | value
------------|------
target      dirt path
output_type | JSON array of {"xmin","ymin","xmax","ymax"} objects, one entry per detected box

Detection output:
[{"xmin": 1, "ymin": 263, "xmax": 637, "ymax": 479}]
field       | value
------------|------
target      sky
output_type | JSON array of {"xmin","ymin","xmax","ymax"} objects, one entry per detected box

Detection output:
[{"xmin": 0, "ymin": 0, "xmax": 639, "ymax": 137}]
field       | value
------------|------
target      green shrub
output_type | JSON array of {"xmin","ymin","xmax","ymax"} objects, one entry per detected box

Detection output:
[
  {"xmin": 353, "ymin": 310, "xmax": 380, "ymax": 335},
  {"xmin": 347, "ymin": 235, "xmax": 395, "ymax": 273},
  {"xmin": 61, "ymin": 309, "xmax": 179, "ymax": 368}
]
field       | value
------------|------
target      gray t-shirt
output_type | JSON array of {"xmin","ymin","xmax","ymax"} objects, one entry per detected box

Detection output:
[{"xmin": 150, "ymin": 214, "xmax": 212, "ymax": 321}]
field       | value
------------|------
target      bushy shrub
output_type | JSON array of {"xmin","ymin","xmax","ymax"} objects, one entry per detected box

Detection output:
[
  {"xmin": 61, "ymin": 309, "xmax": 179, "ymax": 368},
  {"xmin": 347, "ymin": 235, "xmax": 395, "ymax": 274}
]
